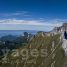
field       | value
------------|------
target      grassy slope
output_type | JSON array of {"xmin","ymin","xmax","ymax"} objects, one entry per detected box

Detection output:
[{"xmin": 0, "ymin": 34, "xmax": 65, "ymax": 67}]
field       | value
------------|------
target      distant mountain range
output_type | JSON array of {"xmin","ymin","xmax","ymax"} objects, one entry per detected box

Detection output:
[
  {"xmin": 0, "ymin": 35, "xmax": 17, "ymax": 42},
  {"xmin": 0, "ymin": 30, "xmax": 37, "ymax": 37}
]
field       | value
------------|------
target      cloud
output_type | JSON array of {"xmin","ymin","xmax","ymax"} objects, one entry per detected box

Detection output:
[
  {"xmin": 0, "ymin": 19, "xmax": 63, "ymax": 27},
  {"xmin": 0, "ymin": 19, "xmax": 66, "ymax": 31},
  {"xmin": 0, "ymin": 11, "xmax": 30, "ymax": 17}
]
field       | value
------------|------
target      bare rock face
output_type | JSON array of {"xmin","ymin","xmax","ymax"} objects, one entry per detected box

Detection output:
[
  {"xmin": 60, "ymin": 23, "xmax": 67, "ymax": 55},
  {"xmin": 51, "ymin": 23, "xmax": 67, "ymax": 34}
]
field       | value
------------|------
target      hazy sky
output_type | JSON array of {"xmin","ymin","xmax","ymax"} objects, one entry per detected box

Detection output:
[{"xmin": 0, "ymin": 0, "xmax": 67, "ymax": 31}]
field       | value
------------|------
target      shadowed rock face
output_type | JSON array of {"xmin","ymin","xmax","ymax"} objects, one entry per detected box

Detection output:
[{"xmin": 64, "ymin": 31, "xmax": 67, "ymax": 39}]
